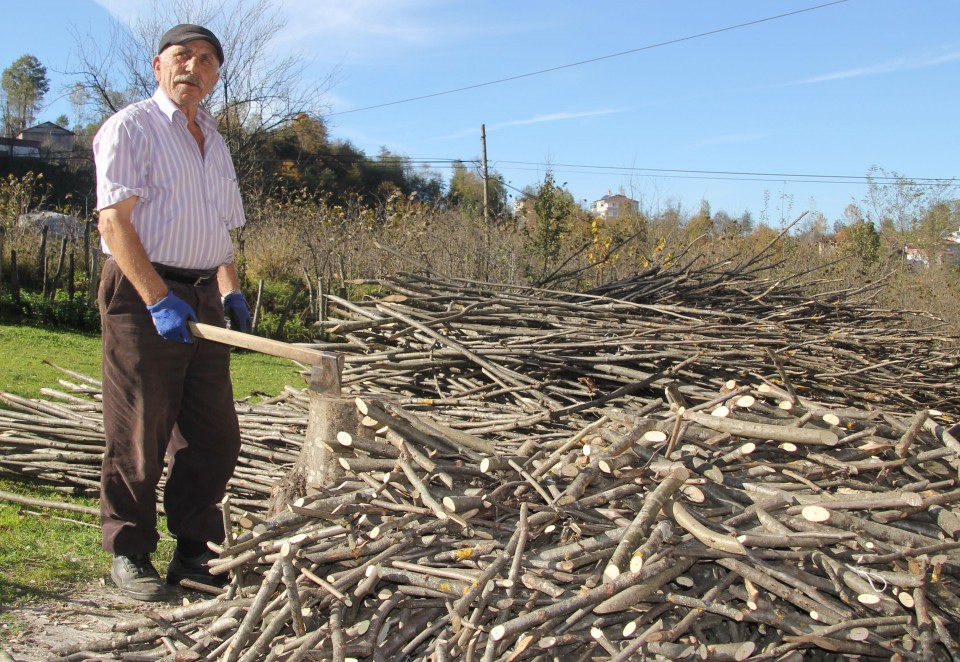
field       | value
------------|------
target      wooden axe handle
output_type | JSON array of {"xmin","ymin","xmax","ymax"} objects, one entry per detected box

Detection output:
[{"xmin": 188, "ymin": 322, "xmax": 340, "ymax": 369}]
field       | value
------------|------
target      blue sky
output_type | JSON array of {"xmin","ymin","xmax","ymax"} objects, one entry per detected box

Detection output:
[{"xmin": 3, "ymin": 0, "xmax": 959, "ymax": 223}]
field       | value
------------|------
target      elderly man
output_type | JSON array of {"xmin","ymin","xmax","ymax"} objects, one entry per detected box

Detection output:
[{"xmin": 93, "ymin": 24, "xmax": 252, "ymax": 601}]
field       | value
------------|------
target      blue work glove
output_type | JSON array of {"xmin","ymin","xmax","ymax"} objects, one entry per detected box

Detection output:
[
  {"xmin": 222, "ymin": 290, "xmax": 252, "ymax": 333},
  {"xmin": 146, "ymin": 291, "xmax": 197, "ymax": 343}
]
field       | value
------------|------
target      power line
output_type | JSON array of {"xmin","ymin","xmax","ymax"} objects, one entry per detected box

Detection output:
[
  {"xmin": 262, "ymin": 153, "xmax": 957, "ymax": 189},
  {"xmin": 492, "ymin": 160, "xmax": 957, "ymax": 186},
  {"xmin": 329, "ymin": 1, "xmax": 851, "ymax": 117}
]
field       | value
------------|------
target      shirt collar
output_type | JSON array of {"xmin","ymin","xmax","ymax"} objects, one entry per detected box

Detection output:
[{"xmin": 151, "ymin": 88, "xmax": 217, "ymax": 133}]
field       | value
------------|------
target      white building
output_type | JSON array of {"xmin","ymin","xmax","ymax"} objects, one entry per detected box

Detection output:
[{"xmin": 591, "ymin": 192, "xmax": 639, "ymax": 219}]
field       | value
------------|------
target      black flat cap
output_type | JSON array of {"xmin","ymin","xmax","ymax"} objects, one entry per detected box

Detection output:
[{"xmin": 158, "ymin": 24, "xmax": 224, "ymax": 65}]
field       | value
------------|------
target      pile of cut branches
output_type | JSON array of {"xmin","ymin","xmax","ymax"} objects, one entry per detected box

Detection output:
[{"xmin": 3, "ymin": 256, "xmax": 960, "ymax": 660}]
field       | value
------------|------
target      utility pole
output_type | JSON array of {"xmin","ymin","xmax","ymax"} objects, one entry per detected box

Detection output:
[{"xmin": 481, "ymin": 124, "xmax": 490, "ymax": 224}]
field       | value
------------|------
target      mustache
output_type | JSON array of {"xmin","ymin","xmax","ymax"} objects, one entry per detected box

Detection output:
[{"xmin": 173, "ymin": 74, "xmax": 203, "ymax": 87}]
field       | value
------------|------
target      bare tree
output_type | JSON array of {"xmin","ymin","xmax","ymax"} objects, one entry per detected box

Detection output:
[{"xmin": 68, "ymin": 0, "xmax": 335, "ymax": 192}]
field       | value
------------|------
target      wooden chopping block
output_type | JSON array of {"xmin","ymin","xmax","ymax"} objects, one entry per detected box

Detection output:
[{"xmin": 190, "ymin": 322, "xmax": 354, "ymax": 491}]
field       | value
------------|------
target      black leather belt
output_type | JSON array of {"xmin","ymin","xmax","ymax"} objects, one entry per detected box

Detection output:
[{"xmin": 152, "ymin": 263, "xmax": 217, "ymax": 287}]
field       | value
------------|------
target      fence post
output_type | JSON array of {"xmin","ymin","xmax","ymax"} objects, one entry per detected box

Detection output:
[
  {"xmin": 252, "ymin": 279, "xmax": 265, "ymax": 332},
  {"xmin": 87, "ymin": 248, "xmax": 99, "ymax": 306},
  {"xmin": 49, "ymin": 237, "xmax": 68, "ymax": 299},
  {"xmin": 10, "ymin": 250, "xmax": 20, "ymax": 305},
  {"xmin": 68, "ymin": 253, "xmax": 75, "ymax": 301}
]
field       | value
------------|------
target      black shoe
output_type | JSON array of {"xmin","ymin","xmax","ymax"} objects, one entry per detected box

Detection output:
[
  {"xmin": 166, "ymin": 548, "xmax": 228, "ymax": 588},
  {"xmin": 111, "ymin": 554, "xmax": 167, "ymax": 602}
]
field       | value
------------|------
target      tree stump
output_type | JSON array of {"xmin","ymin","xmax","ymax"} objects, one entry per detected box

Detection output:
[{"xmin": 266, "ymin": 352, "xmax": 353, "ymax": 515}]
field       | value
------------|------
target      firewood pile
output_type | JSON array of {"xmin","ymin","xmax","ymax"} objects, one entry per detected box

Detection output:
[
  {"xmin": 3, "ymin": 263, "xmax": 960, "ymax": 660},
  {"xmin": 0, "ymin": 378, "xmax": 309, "ymax": 513},
  {"xmin": 329, "ymin": 269, "xmax": 958, "ymax": 413}
]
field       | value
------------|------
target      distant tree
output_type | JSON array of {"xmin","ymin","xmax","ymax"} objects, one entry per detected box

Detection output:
[
  {"xmin": 446, "ymin": 161, "xmax": 484, "ymax": 216},
  {"xmin": 684, "ymin": 199, "xmax": 714, "ymax": 242},
  {"xmin": 838, "ymin": 219, "xmax": 881, "ymax": 263},
  {"xmin": 835, "ymin": 203, "xmax": 863, "ymax": 235},
  {"xmin": 921, "ymin": 199, "xmax": 960, "ymax": 243},
  {"xmin": 266, "ymin": 113, "xmax": 331, "ymax": 187},
  {"xmin": 525, "ymin": 170, "xmax": 576, "ymax": 279},
  {"xmin": 68, "ymin": 82, "xmax": 95, "ymax": 135},
  {"xmin": 797, "ymin": 210, "xmax": 829, "ymax": 241},
  {"xmin": 291, "ymin": 113, "xmax": 328, "ymax": 153},
  {"xmin": 712, "ymin": 209, "xmax": 753, "ymax": 239},
  {"xmin": 371, "ymin": 149, "xmax": 444, "ymax": 204},
  {"xmin": 54, "ymin": 114, "xmax": 70, "ymax": 129},
  {"xmin": 581, "ymin": 205, "xmax": 646, "ymax": 284},
  {"xmin": 446, "ymin": 160, "xmax": 506, "ymax": 218},
  {"xmin": 408, "ymin": 169, "xmax": 445, "ymax": 205},
  {"xmin": 1, "ymin": 55, "xmax": 50, "ymax": 136}
]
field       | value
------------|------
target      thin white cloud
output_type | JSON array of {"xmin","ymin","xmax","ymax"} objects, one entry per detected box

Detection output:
[
  {"xmin": 439, "ymin": 108, "xmax": 626, "ymax": 140},
  {"xmin": 791, "ymin": 50, "xmax": 960, "ymax": 85},
  {"xmin": 281, "ymin": 0, "xmax": 446, "ymax": 45},
  {"xmin": 93, "ymin": 0, "xmax": 458, "ymax": 59},
  {"xmin": 490, "ymin": 108, "xmax": 627, "ymax": 130},
  {"xmin": 91, "ymin": 0, "xmax": 150, "ymax": 24},
  {"xmin": 277, "ymin": 0, "xmax": 533, "ymax": 62}
]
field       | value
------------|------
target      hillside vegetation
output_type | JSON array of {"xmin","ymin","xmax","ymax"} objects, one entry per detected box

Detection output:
[{"xmin": 1, "ymin": 165, "xmax": 959, "ymax": 343}]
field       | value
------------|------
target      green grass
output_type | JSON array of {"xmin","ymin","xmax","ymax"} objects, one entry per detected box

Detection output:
[
  {"xmin": 0, "ymin": 323, "xmax": 309, "ymax": 611},
  {"xmin": 0, "ymin": 323, "xmax": 307, "ymax": 400},
  {"xmin": 0, "ymin": 479, "xmax": 126, "ymax": 608},
  {"xmin": 0, "ymin": 326, "xmax": 103, "ymax": 399},
  {"xmin": 229, "ymin": 348, "xmax": 308, "ymax": 401}
]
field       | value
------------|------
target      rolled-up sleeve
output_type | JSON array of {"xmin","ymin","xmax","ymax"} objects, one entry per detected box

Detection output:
[
  {"xmin": 216, "ymin": 156, "xmax": 244, "ymax": 232},
  {"xmin": 93, "ymin": 112, "xmax": 149, "ymax": 210}
]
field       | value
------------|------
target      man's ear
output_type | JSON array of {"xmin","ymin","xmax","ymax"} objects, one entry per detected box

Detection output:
[{"xmin": 152, "ymin": 54, "xmax": 162, "ymax": 82}]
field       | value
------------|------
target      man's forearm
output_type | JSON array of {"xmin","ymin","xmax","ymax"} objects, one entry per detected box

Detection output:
[
  {"xmin": 216, "ymin": 262, "xmax": 242, "ymax": 297},
  {"xmin": 99, "ymin": 199, "xmax": 168, "ymax": 306}
]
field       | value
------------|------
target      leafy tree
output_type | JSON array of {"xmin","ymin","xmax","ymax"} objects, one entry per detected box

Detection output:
[
  {"xmin": 713, "ymin": 209, "xmax": 753, "ymax": 238},
  {"xmin": 525, "ymin": 170, "xmax": 575, "ymax": 279},
  {"xmin": 446, "ymin": 160, "xmax": 507, "ymax": 218},
  {"xmin": 407, "ymin": 169, "xmax": 445, "ymax": 205},
  {"xmin": 290, "ymin": 113, "xmax": 328, "ymax": 154},
  {"xmin": 684, "ymin": 199, "xmax": 714, "ymax": 242},
  {"xmin": 263, "ymin": 123, "xmax": 443, "ymax": 206},
  {"xmin": 835, "ymin": 203, "xmax": 863, "ymax": 234},
  {"xmin": 583, "ymin": 206, "xmax": 646, "ymax": 284},
  {"xmin": 446, "ymin": 161, "xmax": 484, "ymax": 216},
  {"xmin": 804, "ymin": 211, "xmax": 830, "ymax": 238},
  {"xmin": 920, "ymin": 199, "xmax": 960, "ymax": 243},
  {"xmin": 266, "ymin": 113, "xmax": 331, "ymax": 188},
  {"xmin": 1, "ymin": 55, "xmax": 50, "ymax": 136},
  {"xmin": 370, "ymin": 149, "xmax": 444, "ymax": 205},
  {"xmin": 838, "ymin": 219, "xmax": 881, "ymax": 263}
]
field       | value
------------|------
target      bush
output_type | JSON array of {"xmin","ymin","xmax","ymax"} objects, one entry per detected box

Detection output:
[
  {"xmin": 249, "ymin": 279, "xmax": 316, "ymax": 342},
  {"xmin": 0, "ymin": 290, "xmax": 100, "ymax": 331}
]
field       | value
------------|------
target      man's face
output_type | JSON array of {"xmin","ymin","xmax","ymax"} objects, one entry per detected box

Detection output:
[{"xmin": 153, "ymin": 40, "xmax": 221, "ymax": 112}]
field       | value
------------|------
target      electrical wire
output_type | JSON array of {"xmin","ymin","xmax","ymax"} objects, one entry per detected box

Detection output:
[
  {"xmin": 491, "ymin": 160, "xmax": 956, "ymax": 186},
  {"xmin": 329, "ymin": 0, "xmax": 851, "ymax": 117}
]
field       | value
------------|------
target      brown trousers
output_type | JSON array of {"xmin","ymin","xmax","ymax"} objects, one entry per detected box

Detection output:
[{"xmin": 98, "ymin": 259, "xmax": 241, "ymax": 555}]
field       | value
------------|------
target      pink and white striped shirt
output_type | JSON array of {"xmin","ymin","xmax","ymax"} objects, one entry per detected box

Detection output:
[{"xmin": 93, "ymin": 89, "xmax": 245, "ymax": 270}]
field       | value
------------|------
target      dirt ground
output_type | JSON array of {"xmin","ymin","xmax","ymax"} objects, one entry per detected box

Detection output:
[{"xmin": 1, "ymin": 579, "xmax": 208, "ymax": 661}]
